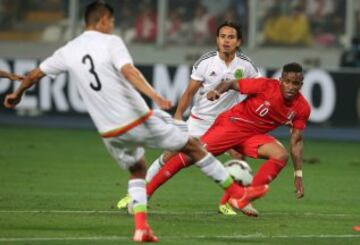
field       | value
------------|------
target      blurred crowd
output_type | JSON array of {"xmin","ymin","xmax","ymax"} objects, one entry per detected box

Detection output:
[
  {"xmin": 0, "ymin": 0, "xmax": 359, "ymax": 49},
  {"xmin": 259, "ymin": 0, "xmax": 346, "ymax": 47},
  {"xmin": 113, "ymin": 0, "xmax": 248, "ymax": 45}
]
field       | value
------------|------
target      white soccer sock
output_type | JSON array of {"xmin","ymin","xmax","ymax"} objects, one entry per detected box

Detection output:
[
  {"xmin": 195, "ymin": 153, "xmax": 233, "ymax": 188},
  {"xmin": 128, "ymin": 179, "xmax": 147, "ymax": 213},
  {"xmin": 145, "ymin": 154, "xmax": 164, "ymax": 182}
]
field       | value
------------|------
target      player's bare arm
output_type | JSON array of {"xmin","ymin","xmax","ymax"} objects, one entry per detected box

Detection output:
[
  {"xmin": 4, "ymin": 68, "xmax": 45, "ymax": 108},
  {"xmin": 0, "ymin": 70, "xmax": 23, "ymax": 81},
  {"xmin": 121, "ymin": 63, "xmax": 172, "ymax": 110},
  {"xmin": 290, "ymin": 128, "xmax": 305, "ymax": 199},
  {"xmin": 206, "ymin": 79, "xmax": 239, "ymax": 101},
  {"xmin": 174, "ymin": 79, "xmax": 202, "ymax": 120}
]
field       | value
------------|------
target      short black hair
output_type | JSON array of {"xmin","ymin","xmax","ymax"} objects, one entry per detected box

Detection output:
[
  {"xmin": 282, "ymin": 62, "xmax": 303, "ymax": 73},
  {"xmin": 216, "ymin": 21, "xmax": 242, "ymax": 40},
  {"xmin": 84, "ymin": 1, "xmax": 114, "ymax": 25}
]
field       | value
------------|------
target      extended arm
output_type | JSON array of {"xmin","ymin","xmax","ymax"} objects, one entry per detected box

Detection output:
[
  {"xmin": 174, "ymin": 79, "xmax": 202, "ymax": 120},
  {"xmin": 4, "ymin": 68, "xmax": 44, "ymax": 108},
  {"xmin": 0, "ymin": 70, "xmax": 23, "ymax": 81},
  {"xmin": 290, "ymin": 128, "xmax": 305, "ymax": 198},
  {"xmin": 206, "ymin": 79, "xmax": 239, "ymax": 101},
  {"xmin": 121, "ymin": 64, "xmax": 171, "ymax": 110}
]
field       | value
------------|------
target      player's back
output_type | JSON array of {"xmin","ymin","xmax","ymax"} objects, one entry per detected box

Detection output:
[{"xmin": 53, "ymin": 31, "xmax": 150, "ymax": 135}]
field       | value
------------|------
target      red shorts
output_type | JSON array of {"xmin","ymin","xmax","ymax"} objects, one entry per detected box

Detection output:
[{"xmin": 200, "ymin": 114, "xmax": 276, "ymax": 159}]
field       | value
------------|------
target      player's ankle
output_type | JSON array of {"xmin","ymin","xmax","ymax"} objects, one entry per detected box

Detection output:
[{"xmin": 226, "ymin": 182, "xmax": 245, "ymax": 199}]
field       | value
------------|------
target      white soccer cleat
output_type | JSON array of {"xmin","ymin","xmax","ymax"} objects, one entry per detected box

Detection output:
[{"xmin": 239, "ymin": 203, "xmax": 259, "ymax": 217}]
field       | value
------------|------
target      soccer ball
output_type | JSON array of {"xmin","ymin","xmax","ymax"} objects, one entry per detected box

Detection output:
[{"xmin": 224, "ymin": 159, "xmax": 253, "ymax": 186}]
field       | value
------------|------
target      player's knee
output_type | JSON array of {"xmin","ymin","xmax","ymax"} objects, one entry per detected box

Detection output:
[
  {"xmin": 182, "ymin": 137, "xmax": 206, "ymax": 160},
  {"xmin": 129, "ymin": 160, "xmax": 147, "ymax": 178},
  {"xmin": 273, "ymin": 150, "xmax": 289, "ymax": 164},
  {"xmin": 184, "ymin": 137, "xmax": 201, "ymax": 151}
]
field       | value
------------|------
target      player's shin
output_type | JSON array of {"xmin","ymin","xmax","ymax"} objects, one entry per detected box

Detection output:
[
  {"xmin": 220, "ymin": 192, "xmax": 231, "ymax": 205},
  {"xmin": 146, "ymin": 153, "xmax": 189, "ymax": 197},
  {"xmin": 128, "ymin": 179, "xmax": 149, "ymax": 230},
  {"xmin": 252, "ymin": 158, "xmax": 286, "ymax": 186},
  {"xmin": 145, "ymin": 154, "xmax": 165, "ymax": 183},
  {"xmin": 195, "ymin": 153, "xmax": 245, "ymax": 198}
]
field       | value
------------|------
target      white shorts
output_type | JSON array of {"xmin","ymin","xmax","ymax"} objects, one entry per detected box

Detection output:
[
  {"xmin": 187, "ymin": 116, "xmax": 215, "ymax": 138},
  {"xmin": 103, "ymin": 110, "xmax": 189, "ymax": 169}
]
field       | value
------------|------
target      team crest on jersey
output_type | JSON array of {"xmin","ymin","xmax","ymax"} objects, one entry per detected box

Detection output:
[
  {"xmin": 234, "ymin": 69, "xmax": 244, "ymax": 79},
  {"xmin": 209, "ymin": 71, "xmax": 217, "ymax": 76}
]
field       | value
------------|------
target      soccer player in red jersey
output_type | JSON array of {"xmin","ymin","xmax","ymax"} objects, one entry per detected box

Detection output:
[{"xmin": 146, "ymin": 62, "xmax": 311, "ymax": 212}]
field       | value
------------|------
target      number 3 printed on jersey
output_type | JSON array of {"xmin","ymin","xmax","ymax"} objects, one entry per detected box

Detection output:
[{"xmin": 82, "ymin": 54, "xmax": 102, "ymax": 91}]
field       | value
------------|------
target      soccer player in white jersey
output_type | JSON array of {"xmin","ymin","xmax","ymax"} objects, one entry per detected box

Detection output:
[
  {"xmin": 118, "ymin": 21, "xmax": 261, "ymax": 216},
  {"xmin": 3, "ymin": 2, "xmax": 268, "ymax": 243}
]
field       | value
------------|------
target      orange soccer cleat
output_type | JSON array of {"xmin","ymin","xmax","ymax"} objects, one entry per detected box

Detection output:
[
  {"xmin": 229, "ymin": 185, "xmax": 269, "ymax": 210},
  {"xmin": 133, "ymin": 228, "xmax": 159, "ymax": 243},
  {"xmin": 353, "ymin": 226, "xmax": 360, "ymax": 232}
]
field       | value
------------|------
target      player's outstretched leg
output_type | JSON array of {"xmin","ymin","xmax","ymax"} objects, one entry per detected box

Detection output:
[
  {"xmin": 228, "ymin": 143, "xmax": 287, "ymax": 212},
  {"xmin": 147, "ymin": 153, "xmax": 189, "ymax": 197},
  {"xmin": 146, "ymin": 143, "xmax": 268, "ymax": 205}
]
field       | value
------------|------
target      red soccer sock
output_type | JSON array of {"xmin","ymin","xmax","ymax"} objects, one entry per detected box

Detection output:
[
  {"xmin": 220, "ymin": 192, "xmax": 230, "ymax": 205},
  {"xmin": 146, "ymin": 153, "xmax": 190, "ymax": 197},
  {"xmin": 134, "ymin": 212, "xmax": 149, "ymax": 230},
  {"xmin": 225, "ymin": 182, "xmax": 245, "ymax": 199},
  {"xmin": 220, "ymin": 181, "xmax": 246, "ymax": 205},
  {"xmin": 252, "ymin": 158, "xmax": 286, "ymax": 186}
]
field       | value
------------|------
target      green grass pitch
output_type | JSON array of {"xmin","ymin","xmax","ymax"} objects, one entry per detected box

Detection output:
[{"xmin": 0, "ymin": 125, "xmax": 359, "ymax": 244}]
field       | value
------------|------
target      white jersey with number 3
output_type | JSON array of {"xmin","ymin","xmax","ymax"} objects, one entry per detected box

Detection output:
[{"xmin": 40, "ymin": 31, "xmax": 150, "ymax": 136}]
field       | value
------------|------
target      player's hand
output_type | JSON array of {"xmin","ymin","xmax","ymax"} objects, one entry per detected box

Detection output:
[
  {"xmin": 207, "ymin": 90, "xmax": 220, "ymax": 101},
  {"xmin": 154, "ymin": 95, "xmax": 172, "ymax": 110},
  {"xmin": 8, "ymin": 73, "xmax": 24, "ymax": 81},
  {"xmin": 284, "ymin": 121, "xmax": 293, "ymax": 133},
  {"xmin": 4, "ymin": 93, "xmax": 21, "ymax": 108},
  {"xmin": 294, "ymin": 176, "xmax": 304, "ymax": 199},
  {"xmin": 173, "ymin": 119, "xmax": 188, "ymax": 133}
]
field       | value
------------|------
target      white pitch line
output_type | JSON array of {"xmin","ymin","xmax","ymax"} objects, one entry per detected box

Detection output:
[
  {"xmin": 0, "ymin": 210, "xmax": 359, "ymax": 217},
  {"xmin": 0, "ymin": 234, "xmax": 360, "ymax": 242}
]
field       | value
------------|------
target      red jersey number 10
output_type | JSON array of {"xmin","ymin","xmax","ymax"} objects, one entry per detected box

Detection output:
[{"xmin": 255, "ymin": 103, "xmax": 270, "ymax": 117}]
